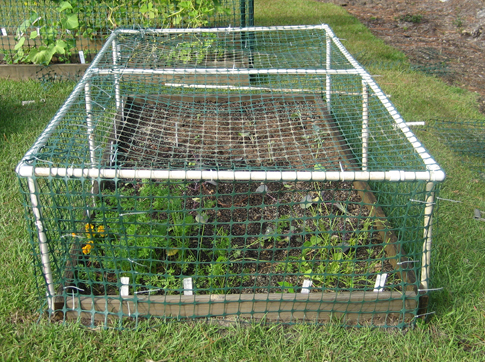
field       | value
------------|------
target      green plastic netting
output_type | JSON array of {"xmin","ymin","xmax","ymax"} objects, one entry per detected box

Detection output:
[{"xmin": 17, "ymin": 25, "xmax": 443, "ymax": 328}]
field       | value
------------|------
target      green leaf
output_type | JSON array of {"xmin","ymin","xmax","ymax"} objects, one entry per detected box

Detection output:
[
  {"xmin": 51, "ymin": 40, "xmax": 67, "ymax": 55},
  {"xmin": 61, "ymin": 13, "xmax": 79, "ymax": 30},
  {"xmin": 27, "ymin": 48, "xmax": 49, "ymax": 64},
  {"xmin": 314, "ymin": 163, "xmax": 326, "ymax": 171},
  {"xmin": 277, "ymin": 281, "xmax": 295, "ymax": 293},
  {"xmin": 14, "ymin": 36, "xmax": 26, "ymax": 51},
  {"xmin": 29, "ymin": 31, "xmax": 38, "ymax": 40},
  {"xmin": 57, "ymin": 1, "xmax": 73, "ymax": 12}
]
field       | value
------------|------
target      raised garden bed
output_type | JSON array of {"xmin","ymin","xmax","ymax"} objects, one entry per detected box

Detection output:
[{"xmin": 54, "ymin": 94, "xmax": 420, "ymax": 326}]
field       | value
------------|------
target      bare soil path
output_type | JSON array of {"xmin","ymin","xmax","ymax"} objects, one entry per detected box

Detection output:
[{"xmin": 318, "ymin": 0, "xmax": 485, "ymax": 113}]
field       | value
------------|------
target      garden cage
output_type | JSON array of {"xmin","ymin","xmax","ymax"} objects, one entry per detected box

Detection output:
[{"xmin": 16, "ymin": 25, "xmax": 445, "ymax": 328}]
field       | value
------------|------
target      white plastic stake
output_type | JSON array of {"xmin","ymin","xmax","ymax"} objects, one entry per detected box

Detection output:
[
  {"xmin": 183, "ymin": 278, "xmax": 193, "ymax": 296},
  {"xmin": 78, "ymin": 50, "xmax": 86, "ymax": 64},
  {"xmin": 1, "ymin": 28, "xmax": 7, "ymax": 36},
  {"xmin": 373, "ymin": 273, "xmax": 388, "ymax": 292},
  {"xmin": 301, "ymin": 279, "xmax": 312, "ymax": 294},
  {"xmin": 120, "ymin": 277, "xmax": 130, "ymax": 297}
]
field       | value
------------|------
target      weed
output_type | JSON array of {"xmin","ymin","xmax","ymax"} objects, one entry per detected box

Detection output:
[{"xmin": 398, "ymin": 14, "xmax": 423, "ymax": 24}]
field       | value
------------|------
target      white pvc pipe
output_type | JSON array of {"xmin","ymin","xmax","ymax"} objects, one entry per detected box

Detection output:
[
  {"xmin": 17, "ymin": 165, "xmax": 446, "ymax": 182},
  {"xmin": 362, "ymin": 80, "xmax": 369, "ymax": 171},
  {"xmin": 420, "ymin": 182, "xmax": 436, "ymax": 290},
  {"xmin": 325, "ymin": 33, "xmax": 332, "ymax": 112},
  {"xmin": 326, "ymin": 33, "xmax": 332, "ymax": 113},
  {"xmin": 117, "ymin": 24, "xmax": 327, "ymax": 35},
  {"xmin": 94, "ymin": 68, "xmax": 360, "ymax": 76},
  {"xmin": 28, "ymin": 177, "xmax": 56, "ymax": 311},
  {"xmin": 112, "ymin": 38, "xmax": 121, "ymax": 111},
  {"xmin": 84, "ymin": 82, "xmax": 96, "ymax": 167}
]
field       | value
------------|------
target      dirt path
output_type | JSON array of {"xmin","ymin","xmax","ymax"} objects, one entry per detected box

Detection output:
[{"xmin": 318, "ymin": 0, "xmax": 485, "ymax": 113}]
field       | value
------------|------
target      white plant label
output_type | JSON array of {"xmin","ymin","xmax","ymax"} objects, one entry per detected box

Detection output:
[
  {"xmin": 22, "ymin": 100, "xmax": 35, "ymax": 106},
  {"xmin": 373, "ymin": 273, "xmax": 388, "ymax": 292},
  {"xmin": 120, "ymin": 276, "xmax": 130, "ymax": 297},
  {"xmin": 1, "ymin": 28, "xmax": 7, "ymax": 36},
  {"xmin": 79, "ymin": 50, "xmax": 86, "ymax": 64},
  {"xmin": 183, "ymin": 277, "xmax": 193, "ymax": 296},
  {"xmin": 301, "ymin": 279, "xmax": 312, "ymax": 294}
]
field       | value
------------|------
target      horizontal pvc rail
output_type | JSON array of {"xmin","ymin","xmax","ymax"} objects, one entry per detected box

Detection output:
[{"xmin": 17, "ymin": 166, "xmax": 446, "ymax": 182}]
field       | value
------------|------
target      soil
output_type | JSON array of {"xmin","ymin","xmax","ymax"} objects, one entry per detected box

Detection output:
[
  {"xmin": 317, "ymin": 0, "xmax": 485, "ymax": 113},
  {"xmin": 116, "ymin": 96, "xmax": 350, "ymax": 171}
]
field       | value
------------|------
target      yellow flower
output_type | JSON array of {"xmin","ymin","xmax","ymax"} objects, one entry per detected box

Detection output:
[
  {"xmin": 97, "ymin": 225, "xmax": 106, "ymax": 237},
  {"xmin": 82, "ymin": 242, "xmax": 93, "ymax": 255},
  {"xmin": 85, "ymin": 223, "xmax": 95, "ymax": 239}
]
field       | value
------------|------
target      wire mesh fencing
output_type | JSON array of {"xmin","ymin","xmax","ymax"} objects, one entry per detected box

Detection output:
[{"xmin": 17, "ymin": 25, "xmax": 443, "ymax": 328}]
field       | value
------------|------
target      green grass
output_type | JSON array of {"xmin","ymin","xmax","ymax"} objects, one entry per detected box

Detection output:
[{"xmin": 1, "ymin": 0, "xmax": 485, "ymax": 360}]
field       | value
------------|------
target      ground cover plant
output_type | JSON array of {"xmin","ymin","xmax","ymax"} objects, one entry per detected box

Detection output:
[{"xmin": 1, "ymin": 0, "xmax": 485, "ymax": 360}]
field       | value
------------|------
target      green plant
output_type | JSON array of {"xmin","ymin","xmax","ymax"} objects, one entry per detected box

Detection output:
[
  {"xmin": 453, "ymin": 16, "xmax": 464, "ymax": 28},
  {"xmin": 85, "ymin": 180, "xmax": 194, "ymax": 288},
  {"xmin": 277, "ymin": 281, "xmax": 295, "ymax": 293},
  {"xmin": 13, "ymin": 0, "xmax": 230, "ymax": 65},
  {"xmin": 398, "ymin": 14, "xmax": 423, "ymax": 24}
]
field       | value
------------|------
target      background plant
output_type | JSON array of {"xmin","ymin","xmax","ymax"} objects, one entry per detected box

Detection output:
[{"xmin": 14, "ymin": 0, "xmax": 229, "ymax": 65}]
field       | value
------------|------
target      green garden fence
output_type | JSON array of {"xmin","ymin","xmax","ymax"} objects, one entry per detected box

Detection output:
[{"xmin": 16, "ymin": 25, "xmax": 444, "ymax": 328}]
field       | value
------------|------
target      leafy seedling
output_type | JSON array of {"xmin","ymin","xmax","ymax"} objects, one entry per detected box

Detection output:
[
  {"xmin": 300, "ymin": 194, "xmax": 314, "ymax": 209},
  {"xmin": 196, "ymin": 213, "xmax": 208, "ymax": 224},
  {"xmin": 277, "ymin": 281, "xmax": 295, "ymax": 293},
  {"xmin": 314, "ymin": 163, "xmax": 326, "ymax": 171}
]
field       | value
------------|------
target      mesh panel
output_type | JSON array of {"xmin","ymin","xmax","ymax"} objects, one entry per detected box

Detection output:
[{"xmin": 17, "ymin": 25, "xmax": 443, "ymax": 328}]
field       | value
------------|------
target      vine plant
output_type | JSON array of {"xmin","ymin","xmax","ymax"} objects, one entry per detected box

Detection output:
[{"xmin": 14, "ymin": 0, "xmax": 229, "ymax": 65}]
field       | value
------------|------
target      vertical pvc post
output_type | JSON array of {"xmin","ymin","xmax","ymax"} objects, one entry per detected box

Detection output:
[
  {"xmin": 85, "ymin": 82, "xmax": 98, "ymax": 207},
  {"xmin": 28, "ymin": 177, "xmax": 55, "ymax": 311},
  {"xmin": 420, "ymin": 182, "xmax": 435, "ymax": 290},
  {"xmin": 325, "ymin": 34, "xmax": 332, "ymax": 113},
  {"xmin": 112, "ymin": 38, "xmax": 121, "ymax": 112},
  {"xmin": 112, "ymin": 38, "xmax": 122, "ymax": 146},
  {"xmin": 362, "ymin": 80, "xmax": 369, "ymax": 171},
  {"xmin": 84, "ymin": 82, "xmax": 96, "ymax": 167}
]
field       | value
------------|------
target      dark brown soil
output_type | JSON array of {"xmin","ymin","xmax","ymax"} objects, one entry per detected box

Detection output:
[
  {"xmin": 116, "ymin": 96, "xmax": 350, "ymax": 171},
  {"xmin": 318, "ymin": 0, "xmax": 485, "ymax": 113}
]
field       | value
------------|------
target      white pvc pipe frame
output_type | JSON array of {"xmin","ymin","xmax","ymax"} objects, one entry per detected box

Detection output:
[
  {"xmin": 16, "ymin": 25, "xmax": 445, "ymax": 182},
  {"xmin": 16, "ymin": 25, "xmax": 442, "ymax": 309}
]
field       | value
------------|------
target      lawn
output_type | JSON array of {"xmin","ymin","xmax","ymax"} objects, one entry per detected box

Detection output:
[{"xmin": 1, "ymin": 0, "xmax": 485, "ymax": 360}]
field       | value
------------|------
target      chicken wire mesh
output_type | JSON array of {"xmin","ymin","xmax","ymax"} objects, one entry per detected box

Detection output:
[{"xmin": 17, "ymin": 25, "xmax": 443, "ymax": 328}]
